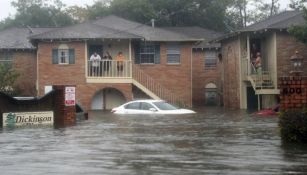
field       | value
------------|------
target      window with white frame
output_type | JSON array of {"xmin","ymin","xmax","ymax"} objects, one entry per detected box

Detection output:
[
  {"xmin": 205, "ymin": 51, "xmax": 217, "ymax": 68},
  {"xmin": 52, "ymin": 44, "xmax": 75, "ymax": 65},
  {"xmin": 167, "ymin": 43, "xmax": 180, "ymax": 64},
  {"xmin": 58, "ymin": 44, "xmax": 69, "ymax": 64},
  {"xmin": 140, "ymin": 42, "xmax": 155, "ymax": 64},
  {"xmin": 0, "ymin": 52, "xmax": 12, "ymax": 63}
]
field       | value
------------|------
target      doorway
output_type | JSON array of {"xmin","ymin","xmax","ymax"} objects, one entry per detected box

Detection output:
[
  {"xmin": 91, "ymin": 88, "xmax": 126, "ymax": 110},
  {"xmin": 205, "ymin": 83, "xmax": 218, "ymax": 106}
]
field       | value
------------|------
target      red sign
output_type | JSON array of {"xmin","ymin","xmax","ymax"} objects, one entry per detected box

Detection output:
[{"xmin": 65, "ymin": 87, "xmax": 75, "ymax": 106}]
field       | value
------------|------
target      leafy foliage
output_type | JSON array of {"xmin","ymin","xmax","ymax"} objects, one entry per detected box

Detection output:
[
  {"xmin": 289, "ymin": 8, "xmax": 307, "ymax": 44},
  {"xmin": 226, "ymin": 0, "xmax": 280, "ymax": 30},
  {"xmin": 279, "ymin": 109, "xmax": 307, "ymax": 143},
  {"xmin": 0, "ymin": 0, "xmax": 75, "ymax": 30},
  {"xmin": 0, "ymin": 0, "xmax": 286, "ymax": 32},
  {"xmin": 0, "ymin": 63, "xmax": 20, "ymax": 96}
]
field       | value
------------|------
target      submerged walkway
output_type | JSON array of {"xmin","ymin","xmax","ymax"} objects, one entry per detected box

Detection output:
[{"xmin": 0, "ymin": 107, "xmax": 307, "ymax": 174}]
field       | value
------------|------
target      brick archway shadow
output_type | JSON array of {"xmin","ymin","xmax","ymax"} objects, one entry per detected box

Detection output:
[
  {"xmin": 78, "ymin": 84, "xmax": 133, "ymax": 111},
  {"xmin": 91, "ymin": 87, "xmax": 127, "ymax": 110}
]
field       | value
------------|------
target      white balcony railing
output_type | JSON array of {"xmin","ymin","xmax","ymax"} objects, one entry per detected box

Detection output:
[{"xmin": 87, "ymin": 60, "xmax": 132, "ymax": 78}]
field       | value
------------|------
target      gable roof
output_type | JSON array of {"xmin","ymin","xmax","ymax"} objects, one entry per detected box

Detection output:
[
  {"xmin": 0, "ymin": 27, "xmax": 54, "ymax": 50},
  {"xmin": 93, "ymin": 15, "xmax": 200, "ymax": 41},
  {"xmin": 216, "ymin": 10, "xmax": 305, "ymax": 42},
  {"xmin": 162, "ymin": 26, "xmax": 223, "ymax": 48},
  {"xmin": 31, "ymin": 15, "xmax": 201, "ymax": 42},
  {"xmin": 30, "ymin": 21, "xmax": 141, "ymax": 40},
  {"xmin": 240, "ymin": 10, "xmax": 304, "ymax": 32}
]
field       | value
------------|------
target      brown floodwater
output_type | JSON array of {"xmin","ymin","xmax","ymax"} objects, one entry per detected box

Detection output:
[{"xmin": 0, "ymin": 107, "xmax": 307, "ymax": 175}]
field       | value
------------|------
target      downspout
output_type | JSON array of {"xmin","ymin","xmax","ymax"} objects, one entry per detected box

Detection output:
[
  {"xmin": 191, "ymin": 44, "xmax": 193, "ymax": 107},
  {"xmin": 36, "ymin": 42, "xmax": 39, "ymax": 96},
  {"xmin": 85, "ymin": 41, "xmax": 88, "ymax": 78},
  {"xmin": 129, "ymin": 39, "xmax": 132, "ymax": 77}
]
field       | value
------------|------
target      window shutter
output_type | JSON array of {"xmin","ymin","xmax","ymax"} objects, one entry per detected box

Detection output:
[
  {"xmin": 134, "ymin": 41, "xmax": 140, "ymax": 64},
  {"xmin": 69, "ymin": 49, "xmax": 75, "ymax": 64},
  {"xmin": 154, "ymin": 44, "xmax": 160, "ymax": 64},
  {"xmin": 52, "ymin": 49, "xmax": 58, "ymax": 64}
]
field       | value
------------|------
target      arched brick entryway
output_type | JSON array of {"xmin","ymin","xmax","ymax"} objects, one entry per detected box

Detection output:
[
  {"xmin": 91, "ymin": 87, "xmax": 126, "ymax": 110},
  {"xmin": 77, "ymin": 84, "xmax": 133, "ymax": 111}
]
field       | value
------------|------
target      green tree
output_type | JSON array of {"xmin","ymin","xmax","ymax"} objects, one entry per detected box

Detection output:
[
  {"xmin": 65, "ymin": 5, "xmax": 89, "ymax": 22},
  {"xmin": 85, "ymin": 0, "xmax": 231, "ymax": 32},
  {"xmin": 86, "ymin": 0, "xmax": 111, "ymax": 20},
  {"xmin": 289, "ymin": 9, "xmax": 307, "ymax": 44},
  {"xmin": 226, "ymin": 0, "xmax": 280, "ymax": 30},
  {"xmin": 289, "ymin": 0, "xmax": 307, "ymax": 10},
  {"xmin": 0, "ymin": 63, "xmax": 20, "ymax": 96},
  {"xmin": 0, "ymin": 0, "xmax": 75, "ymax": 30}
]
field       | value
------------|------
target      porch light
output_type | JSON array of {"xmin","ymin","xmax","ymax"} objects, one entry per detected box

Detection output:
[{"xmin": 290, "ymin": 50, "xmax": 304, "ymax": 75}]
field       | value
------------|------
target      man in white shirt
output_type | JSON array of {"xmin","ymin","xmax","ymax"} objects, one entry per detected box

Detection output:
[{"xmin": 90, "ymin": 52, "xmax": 101, "ymax": 76}]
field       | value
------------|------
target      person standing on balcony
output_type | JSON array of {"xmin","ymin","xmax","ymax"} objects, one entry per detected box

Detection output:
[
  {"xmin": 115, "ymin": 51, "xmax": 125, "ymax": 76},
  {"xmin": 90, "ymin": 52, "xmax": 101, "ymax": 76},
  {"xmin": 250, "ymin": 43, "xmax": 259, "ymax": 73},
  {"xmin": 102, "ymin": 51, "xmax": 112, "ymax": 75},
  {"xmin": 255, "ymin": 52, "xmax": 262, "ymax": 75}
]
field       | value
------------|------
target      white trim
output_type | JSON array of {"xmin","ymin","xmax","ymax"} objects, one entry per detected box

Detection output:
[
  {"xmin": 273, "ymin": 32, "xmax": 277, "ymax": 88},
  {"xmin": 85, "ymin": 41, "xmax": 88, "ymax": 78},
  {"xmin": 239, "ymin": 36, "xmax": 244, "ymax": 109},
  {"xmin": 36, "ymin": 45, "xmax": 39, "ymax": 95},
  {"xmin": 132, "ymin": 79, "xmax": 161, "ymax": 100},
  {"xmin": 86, "ymin": 78, "xmax": 133, "ymax": 84},
  {"xmin": 191, "ymin": 45, "xmax": 193, "ymax": 107}
]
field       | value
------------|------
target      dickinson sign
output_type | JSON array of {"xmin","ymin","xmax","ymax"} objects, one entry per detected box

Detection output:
[{"xmin": 2, "ymin": 111, "xmax": 54, "ymax": 127}]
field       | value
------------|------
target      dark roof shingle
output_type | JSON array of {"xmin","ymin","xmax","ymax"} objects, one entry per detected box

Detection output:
[
  {"xmin": 241, "ymin": 10, "xmax": 304, "ymax": 32},
  {"xmin": 0, "ymin": 27, "xmax": 54, "ymax": 49},
  {"xmin": 31, "ymin": 15, "xmax": 201, "ymax": 42},
  {"xmin": 30, "ymin": 21, "xmax": 141, "ymax": 40},
  {"xmin": 163, "ymin": 26, "xmax": 223, "ymax": 48}
]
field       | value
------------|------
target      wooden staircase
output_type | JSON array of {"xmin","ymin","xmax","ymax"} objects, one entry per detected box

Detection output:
[{"xmin": 132, "ymin": 64, "xmax": 188, "ymax": 107}]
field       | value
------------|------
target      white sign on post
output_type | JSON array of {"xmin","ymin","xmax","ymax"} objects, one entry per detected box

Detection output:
[{"xmin": 65, "ymin": 87, "xmax": 75, "ymax": 106}]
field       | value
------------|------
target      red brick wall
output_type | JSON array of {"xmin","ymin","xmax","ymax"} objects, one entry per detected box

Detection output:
[
  {"xmin": 13, "ymin": 51, "xmax": 37, "ymax": 96},
  {"xmin": 133, "ymin": 42, "xmax": 193, "ymax": 106},
  {"xmin": 192, "ymin": 49, "xmax": 221, "ymax": 106},
  {"xmin": 276, "ymin": 32, "xmax": 307, "ymax": 77},
  {"xmin": 221, "ymin": 38, "xmax": 241, "ymax": 109},
  {"xmin": 279, "ymin": 76, "xmax": 307, "ymax": 110},
  {"xmin": 37, "ymin": 41, "xmax": 194, "ymax": 110},
  {"xmin": 37, "ymin": 41, "xmax": 133, "ymax": 111}
]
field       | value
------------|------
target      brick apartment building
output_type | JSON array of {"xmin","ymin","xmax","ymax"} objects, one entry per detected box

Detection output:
[
  {"xmin": 0, "ymin": 15, "xmax": 222, "ymax": 111},
  {"xmin": 218, "ymin": 10, "xmax": 307, "ymax": 110},
  {"xmin": 3, "ymin": 11, "xmax": 304, "ymax": 111}
]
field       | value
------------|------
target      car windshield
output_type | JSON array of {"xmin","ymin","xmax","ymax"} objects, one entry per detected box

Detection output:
[{"xmin": 152, "ymin": 101, "xmax": 179, "ymax": 110}]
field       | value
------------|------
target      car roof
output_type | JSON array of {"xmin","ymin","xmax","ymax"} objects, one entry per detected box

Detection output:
[{"xmin": 127, "ymin": 99, "xmax": 164, "ymax": 103}]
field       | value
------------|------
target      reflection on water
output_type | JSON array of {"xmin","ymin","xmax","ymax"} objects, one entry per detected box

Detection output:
[{"xmin": 0, "ymin": 107, "xmax": 307, "ymax": 175}]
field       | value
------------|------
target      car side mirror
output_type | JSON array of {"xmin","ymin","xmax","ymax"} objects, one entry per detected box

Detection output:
[{"xmin": 149, "ymin": 108, "xmax": 157, "ymax": 112}]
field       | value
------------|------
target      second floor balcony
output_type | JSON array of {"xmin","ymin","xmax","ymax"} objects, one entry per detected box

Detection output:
[{"xmin": 87, "ymin": 60, "xmax": 132, "ymax": 83}]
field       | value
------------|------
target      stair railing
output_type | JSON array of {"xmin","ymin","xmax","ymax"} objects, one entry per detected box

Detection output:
[{"xmin": 132, "ymin": 64, "xmax": 188, "ymax": 107}]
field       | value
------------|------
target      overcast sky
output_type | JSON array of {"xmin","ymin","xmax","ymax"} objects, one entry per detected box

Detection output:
[
  {"xmin": 0, "ymin": 0, "xmax": 96, "ymax": 20},
  {"xmin": 0, "ymin": 0, "xmax": 292, "ymax": 21}
]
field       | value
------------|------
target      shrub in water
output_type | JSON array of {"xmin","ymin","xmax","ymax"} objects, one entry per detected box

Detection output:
[{"xmin": 279, "ymin": 109, "xmax": 307, "ymax": 143}]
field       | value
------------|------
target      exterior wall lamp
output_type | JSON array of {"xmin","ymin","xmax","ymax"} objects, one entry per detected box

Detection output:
[{"xmin": 290, "ymin": 50, "xmax": 304, "ymax": 75}]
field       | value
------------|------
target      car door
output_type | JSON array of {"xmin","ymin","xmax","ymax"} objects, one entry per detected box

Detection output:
[
  {"xmin": 124, "ymin": 102, "xmax": 142, "ymax": 114},
  {"xmin": 140, "ymin": 102, "xmax": 158, "ymax": 114}
]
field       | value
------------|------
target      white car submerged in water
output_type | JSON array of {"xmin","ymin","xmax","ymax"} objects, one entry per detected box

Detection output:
[{"xmin": 111, "ymin": 99, "xmax": 196, "ymax": 114}]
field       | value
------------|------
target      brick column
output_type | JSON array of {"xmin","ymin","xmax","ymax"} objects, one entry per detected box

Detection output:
[
  {"xmin": 53, "ymin": 85, "xmax": 76, "ymax": 127},
  {"xmin": 279, "ymin": 76, "xmax": 307, "ymax": 111}
]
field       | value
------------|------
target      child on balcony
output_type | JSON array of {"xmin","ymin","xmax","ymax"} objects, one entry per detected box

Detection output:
[
  {"xmin": 115, "ymin": 51, "xmax": 125, "ymax": 76},
  {"xmin": 255, "ymin": 52, "xmax": 262, "ymax": 75}
]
